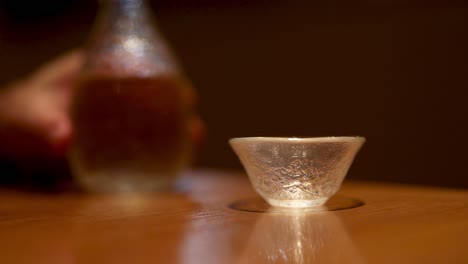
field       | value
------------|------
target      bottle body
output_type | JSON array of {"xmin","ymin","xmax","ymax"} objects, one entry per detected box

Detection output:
[{"xmin": 69, "ymin": 0, "xmax": 193, "ymax": 192}]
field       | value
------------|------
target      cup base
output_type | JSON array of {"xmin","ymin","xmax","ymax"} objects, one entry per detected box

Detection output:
[{"xmin": 265, "ymin": 198, "xmax": 329, "ymax": 208}]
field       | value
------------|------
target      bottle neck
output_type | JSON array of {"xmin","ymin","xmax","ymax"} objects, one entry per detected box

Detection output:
[
  {"xmin": 102, "ymin": 0, "xmax": 148, "ymax": 19},
  {"xmin": 98, "ymin": 0, "xmax": 154, "ymax": 36},
  {"xmin": 84, "ymin": 0, "xmax": 182, "ymax": 77}
]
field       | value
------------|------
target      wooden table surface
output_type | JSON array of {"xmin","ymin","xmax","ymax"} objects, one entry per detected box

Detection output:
[{"xmin": 0, "ymin": 169, "xmax": 467, "ymax": 264}]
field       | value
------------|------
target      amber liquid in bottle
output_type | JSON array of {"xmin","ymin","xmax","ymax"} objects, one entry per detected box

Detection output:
[{"xmin": 70, "ymin": 76, "xmax": 191, "ymax": 192}]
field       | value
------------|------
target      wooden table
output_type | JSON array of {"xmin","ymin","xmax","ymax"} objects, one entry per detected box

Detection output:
[{"xmin": 0, "ymin": 170, "xmax": 467, "ymax": 263}]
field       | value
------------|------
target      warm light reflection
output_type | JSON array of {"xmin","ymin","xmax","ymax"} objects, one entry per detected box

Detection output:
[
  {"xmin": 122, "ymin": 36, "xmax": 148, "ymax": 57},
  {"xmin": 111, "ymin": 195, "xmax": 151, "ymax": 213},
  {"xmin": 236, "ymin": 209, "xmax": 364, "ymax": 264},
  {"xmin": 180, "ymin": 203, "xmax": 364, "ymax": 264}
]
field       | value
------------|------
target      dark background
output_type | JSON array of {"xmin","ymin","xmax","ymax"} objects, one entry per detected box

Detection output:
[{"xmin": 1, "ymin": 0, "xmax": 467, "ymax": 188}]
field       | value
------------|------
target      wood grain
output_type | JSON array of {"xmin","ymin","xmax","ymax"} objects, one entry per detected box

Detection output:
[{"xmin": 0, "ymin": 169, "xmax": 466, "ymax": 263}]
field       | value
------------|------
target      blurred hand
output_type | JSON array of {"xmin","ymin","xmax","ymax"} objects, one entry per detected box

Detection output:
[{"xmin": 0, "ymin": 50, "xmax": 83, "ymax": 160}]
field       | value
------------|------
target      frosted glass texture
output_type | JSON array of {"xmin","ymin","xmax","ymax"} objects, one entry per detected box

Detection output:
[{"xmin": 230, "ymin": 137, "xmax": 365, "ymax": 207}]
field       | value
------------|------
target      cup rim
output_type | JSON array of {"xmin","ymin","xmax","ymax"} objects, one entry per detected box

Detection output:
[{"xmin": 229, "ymin": 136, "xmax": 365, "ymax": 144}]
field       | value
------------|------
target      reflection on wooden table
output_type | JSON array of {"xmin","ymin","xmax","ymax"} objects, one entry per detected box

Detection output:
[
  {"xmin": 237, "ymin": 209, "xmax": 364, "ymax": 263},
  {"xmin": 0, "ymin": 170, "xmax": 466, "ymax": 263}
]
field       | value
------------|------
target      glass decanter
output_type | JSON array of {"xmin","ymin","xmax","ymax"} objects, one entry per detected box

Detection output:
[{"xmin": 69, "ymin": 0, "xmax": 193, "ymax": 192}]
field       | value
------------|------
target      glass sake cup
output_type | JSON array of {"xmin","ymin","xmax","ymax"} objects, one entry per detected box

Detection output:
[{"xmin": 229, "ymin": 137, "xmax": 365, "ymax": 208}]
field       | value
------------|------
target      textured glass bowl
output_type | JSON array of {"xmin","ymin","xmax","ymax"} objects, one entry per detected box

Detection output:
[{"xmin": 229, "ymin": 137, "xmax": 365, "ymax": 208}]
